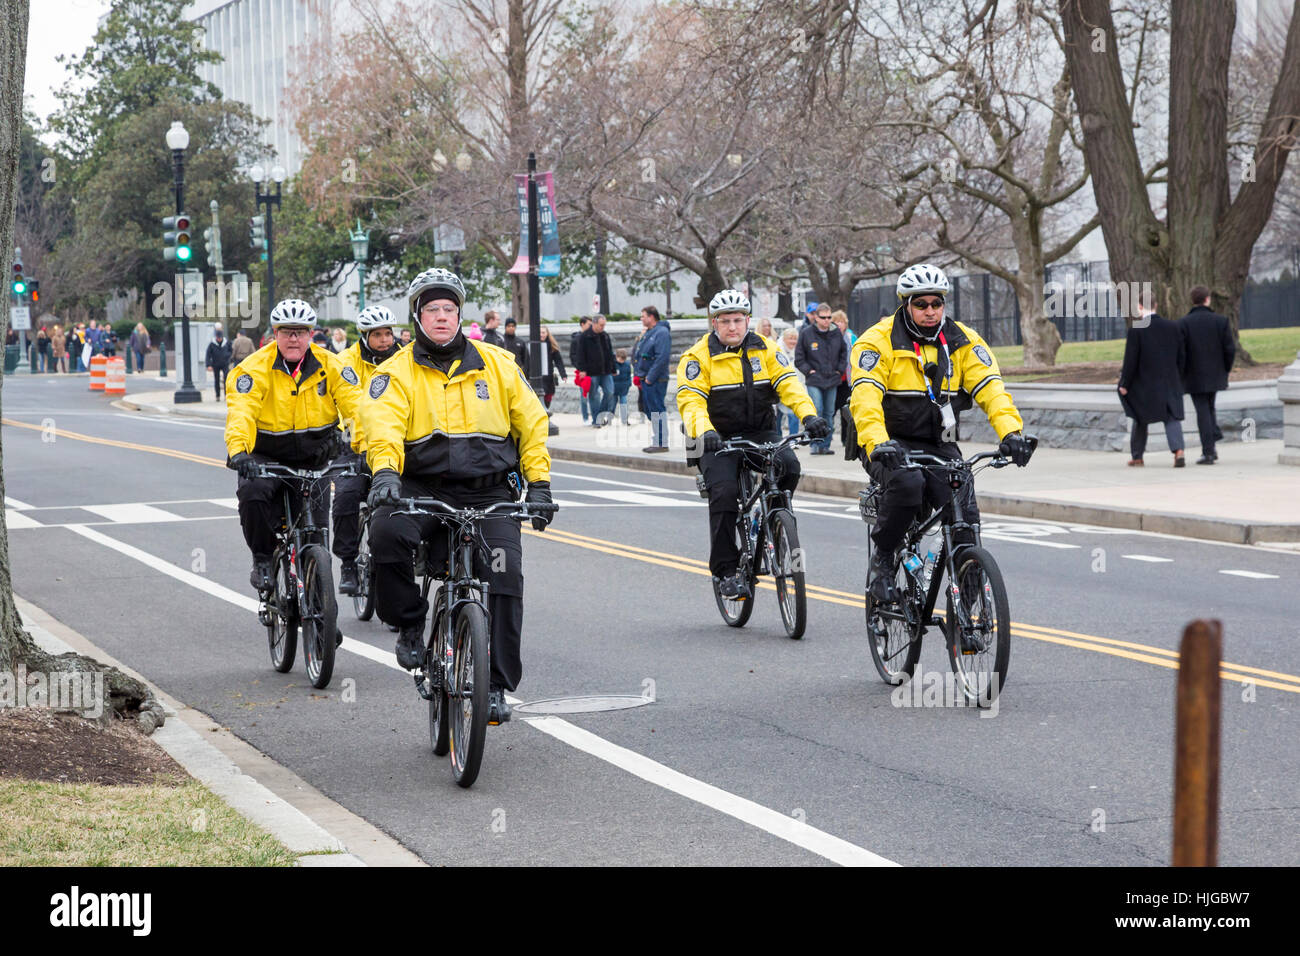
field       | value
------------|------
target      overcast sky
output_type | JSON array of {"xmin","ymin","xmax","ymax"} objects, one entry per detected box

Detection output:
[{"xmin": 23, "ymin": 0, "xmax": 112, "ymax": 125}]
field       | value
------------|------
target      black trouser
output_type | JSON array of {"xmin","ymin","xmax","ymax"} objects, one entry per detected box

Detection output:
[
  {"xmin": 331, "ymin": 449, "xmax": 370, "ymax": 562},
  {"xmin": 369, "ymin": 476, "xmax": 524, "ymax": 692},
  {"xmin": 868, "ymin": 441, "xmax": 978, "ymax": 555},
  {"xmin": 698, "ymin": 430, "xmax": 800, "ymax": 578},
  {"xmin": 1130, "ymin": 418, "xmax": 1184, "ymax": 460},
  {"xmin": 236, "ymin": 457, "xmax": 330, "ymax": 558},
  {"xmin": 1190, "ymin": 392, "xmax": 1221, "ymax": 457},
  {"xmin": 212, "ymin": 365, "xmax": 228, "ymax": 399}
]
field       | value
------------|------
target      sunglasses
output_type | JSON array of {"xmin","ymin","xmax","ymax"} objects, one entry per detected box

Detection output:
[{"xmin": 910, "ymin": 298, "xmax": 945, "ymax": 311}]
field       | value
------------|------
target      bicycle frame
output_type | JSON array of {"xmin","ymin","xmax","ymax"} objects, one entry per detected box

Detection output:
[
  {"xmin": 256, "ymin": 461, "xmax": 356, "ymax": 603},
  {"xmin": 719, "ymin": 434, "xmax": 809, "ymax": 576}
]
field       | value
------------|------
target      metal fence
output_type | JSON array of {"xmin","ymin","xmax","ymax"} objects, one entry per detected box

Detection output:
[{"xmin": 846, "ymin": 245, "xmax": 1300, "ymax": 344}]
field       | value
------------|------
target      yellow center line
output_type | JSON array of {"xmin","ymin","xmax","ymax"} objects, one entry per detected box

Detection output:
[
  {"xmin": 2, "ymin": 418, "xmax": 226, "ymax": 468},
  {"xmin": 530, "ymin": 525, "xmax": 1300, "ymax": 693}
]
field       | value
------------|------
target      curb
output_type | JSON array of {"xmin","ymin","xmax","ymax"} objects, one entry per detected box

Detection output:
[
  {"xmin": 547, "ymin": 445, "xmax": 1300, "ymax": 545},
  {"xmin": 114, "ymin": 397, "xmax": 226, "ymax": 421},
  {"xmin": 14, "ymin": 595, "xmax": 425, "ymax": 868}
]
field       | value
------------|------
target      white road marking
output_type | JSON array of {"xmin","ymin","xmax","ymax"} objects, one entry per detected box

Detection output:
[
  {"xmin": 550, "ymin": 469, "xmax": 692, "ymax": 493},
  {"xmin": 1122, "ymin": 554, "xmax": 1174, "ymax": 563},
  {"xmin": 113, "ymin": 412, "xmax": 225, "ymax": 430},
  {"xmin": 1219, "ymin": 569, "xmax": 1279, "ymax": 580},
  {"xmin": 211, "ymin": 498, "xmax": 240, "ymax": 509},
  {"xmin": 60, "ymin": 522, "xmax": 896, "ymax": 867},
  {"xmin": 82, "ymin": 503, "xmax": 185, "ymax": 524},
  {"xmin": 4, "ymin": 496, "xmax": 34, "ymax": 510},
  {"xmin": 569, "ymin": 489, "xmax": 701, "ymax": 507},
  {"xmin": 5, "ymin": 509, "xmax": 43, "ymax": 530}
]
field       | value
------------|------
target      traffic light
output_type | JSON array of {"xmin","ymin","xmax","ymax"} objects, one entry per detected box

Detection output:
[
  {"xmin": 29, "ymin": 279, "xmax": 39, "ymax": 304},
  {"xmin": 202, "ymin": 225, "xmax": 217, "ymax": 265},
  {"xmin": 11, "ymin": 250, "xmax": 25, "ymax": 295},
  {"xmin": 163, "ymin": 213, "xmax": 193, "ymax": 263},
  {"xmin": 249, "ymin": 215, "xmax": 267, "ymax": 261}
]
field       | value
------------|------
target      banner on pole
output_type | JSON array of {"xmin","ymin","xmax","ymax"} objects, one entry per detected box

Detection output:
[{"xmin": 507, "ymin": 172, "xmax": 561, "ymax": 277}]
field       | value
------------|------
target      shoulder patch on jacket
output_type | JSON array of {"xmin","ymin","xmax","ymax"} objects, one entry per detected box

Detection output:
[
  {"xmin": 340, "ymin": 366, "xmax": 359, "ymax": 386},
  {"xmin": 775, "ymin": 351, "xmax": 790, "ymax": 367},
  {"xmin": 369, "ymin": 374, "xmax": 390, "ymax": 399},
  {"xmin": 236, "ymin": 373, "xmax": 253, "ymax": 393},
  {"xmin": 973, "ymin": 345, "xmax": 993, "ymax": 367},
  {"xmin": 476, "ymin": 380, "xmax": 489, "ymax": 401},
  {"xmin": 858, "ymin": 350, "xmax": 880, "ymax": 372},
  {"xmin": 685, "ymin": 360, "xmax": 701, "ymax": 380}
]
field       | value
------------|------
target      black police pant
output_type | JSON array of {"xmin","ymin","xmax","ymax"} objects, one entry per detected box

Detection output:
[
  {"xmin": 698, "ymin": 430, "xmax": 800, "ymax": 578},
  {"xmin": 331, "ymin": 449, "xmax": 370, "ymax": 563},
  {"xmin": 236, "ymin": 457, "xmax": 329, "ymax": 559},
  {"xmin": 1190, "ymin": 392, "xmax": 1222, "ymax": 457},
  {"xmin": 369, "ymin": 477, "xmax": 524, "ymax": 692},
  {"xmin": 867, "ymin": 441, "xmax": 979, "ymax": 555}
]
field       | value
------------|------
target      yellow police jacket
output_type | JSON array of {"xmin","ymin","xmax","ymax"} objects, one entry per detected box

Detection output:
[
  {"xmin": 224, "ymin": 342, "xmax": 363, "ymax": 466},
  {"xmin": 677, "ymin": 331, "xmax": 817, "ymax": 439},
  {"xmin": 363, "ymin": 338, "xmax": 551, "ymax": 483},
  {"xmin": 849, "ymin": 311, "xmax": 1022, "ymax": 457},
  {"xmin": 336, "ymin": 340, "xmax": 388, "ymax": 450}
]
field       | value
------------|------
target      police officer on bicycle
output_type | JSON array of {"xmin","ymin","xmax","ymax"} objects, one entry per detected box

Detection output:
[
  {"xmin": 848, "ymin": 264, "xmax": 1033, "ymax": 602},
  {"xmin": 332, "ymin": 304, "xmax": 404, "ymax": 595},
  {"xmin": 363, "ymin": 268, "xmax": 554, "ymax": 725},
  {"xmin": 225, "ymin": 299, "xmax": 363, "ymax": 591},
  {"xmin": 677, "ymin": 289, "xmax": 831, "ymax": 599}
]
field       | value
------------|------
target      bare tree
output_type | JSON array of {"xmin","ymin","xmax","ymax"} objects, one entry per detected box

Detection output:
[{"xmin": 1060, "ymin": 0, "xmax": 1300, "ymax": 362}]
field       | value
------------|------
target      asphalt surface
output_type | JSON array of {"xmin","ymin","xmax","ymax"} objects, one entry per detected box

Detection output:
[{"xmin": 4, "ymin": 373, "xmax": 1298, "ymax": 865}]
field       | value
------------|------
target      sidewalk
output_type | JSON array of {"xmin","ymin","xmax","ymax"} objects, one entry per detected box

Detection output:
[
  {"xmin": 116, "ymin": 391, "xmax": 1300, "ymax": 546},
  {"xmin": 15, "ymin": 595, "xmax": 425, "ymax": 868}
]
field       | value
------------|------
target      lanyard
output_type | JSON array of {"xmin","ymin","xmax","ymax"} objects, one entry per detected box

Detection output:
[{"xmin": 913, "ymin": 332, "xmax": 950, "ymax": 406}]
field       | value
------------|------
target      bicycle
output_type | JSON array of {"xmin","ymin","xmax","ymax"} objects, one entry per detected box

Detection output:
[
  {"xmin": 391, "ymin": 496, "xmax": 559, "ymax": 788},
  {"xmin": 253, "ymin": 460, "xmax": 358, "ymax": 690},
  {"xmin": 705, "ymin": 433, "xmax": 812, "ymax": 640},
  {"xmin": 859, "ymin": 438, "xmax": 1036, "ymax": 706},
  {"xmin": 351, "ymin": 502, "xmax": 376, "ymax": 622}
]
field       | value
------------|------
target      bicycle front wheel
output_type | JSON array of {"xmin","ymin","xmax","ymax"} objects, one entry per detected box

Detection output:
[
  {"xmin": 268, "ymin": 556, "xmax": 298, "ymax": 673},
  {"xmin": 712, "ymin": 516, "xmax": 755, "ymax": 628},
  {"xmin": 770, "ymin": 510, "xmax": 807, "ymax": 640},
  {"xmin": 428, "ymin": 600, "xmax": 449, "ymax": 757},
  {"xmin": 944, "ymin": 546, "xmax": 1010, "ymax": 706},
  {"xmin": 448, "ymin": 602, "xmax": 490, "ymax": 788},
  {"xmin": 300, "ymin": 545, "xmax": 339, "ymax": 690},
  {"xmin": 864, "ymin": 537, "xmax": 921, "ymax": 684},
  {"xmin": 353, "ymin": 512, "xmax": 376, "ymax": 621}
]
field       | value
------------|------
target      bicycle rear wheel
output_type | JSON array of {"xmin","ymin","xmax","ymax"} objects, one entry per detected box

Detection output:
[
  {"xmin": 770, "ymin": 510, "xmax": 806, "ymax": 640},
  {"xmin": 300, "ymin": 545, "xmax": 339, "ymax": 689},
  {"xmin": 353, "ymin": 512, "xmax": 376, "ymax": 621},
  {"xmin": 448, "ymin": 602, "xmax": 489, "ymax": 788},
  {"xmin": 428, "ymin": 598, "xmax": 450, "ymax": 757},
  {"xmin": 944, "ymin": 546, "xmax": 1010, "ymax": 706},
  {"xmin": 268, "ymin": 555, "xmax": 298, "ymax": 673},
  {"xmin": 712, "ymin": 514, "xmax": 755, "ymax": 628},
  {"xmin": 864, "ymin": 537, "xmax": 921, "ymax": 684}
]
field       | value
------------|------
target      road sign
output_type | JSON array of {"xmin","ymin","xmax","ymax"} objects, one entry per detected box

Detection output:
[{"xmin": 9, "ymin": 306, "xmax": 31, "ymax": 330}]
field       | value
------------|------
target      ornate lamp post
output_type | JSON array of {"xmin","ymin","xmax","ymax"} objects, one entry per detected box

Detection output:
[
  {"xmin": 349, "ymin": 220, "xmax": 370, "ymax": 310},
  {"xmin": 166, "ymin": 121, "xmax": 201, "ymax": 404}
]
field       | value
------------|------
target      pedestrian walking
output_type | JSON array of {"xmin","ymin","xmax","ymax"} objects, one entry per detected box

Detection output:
[
  {"xmin": 613, "ymin": 347, "xmax": 632, "ymax": 424},
  {"xmin": 502, "ymin": 318, "xmax": 528, "ymax": 369},
  {"xmin": 129, "ymin": 323, "xmax": 151, "ymax": 373},
  {"xmin": 399, "ymin": 329, "xmax": 412, "ymax": 347},
  {"xmin": 571, "ymin": 316, "xmax": 592, "ymax": 422},
  {"xmin": 634, "ymin": 305, "xmax": 672, "ymax": 452},
  {"xmin": 102, "ymin": 324, "xmax": 119, "ymax": 357},
  {"xmin": 205, "ymin": 327, "xmax": 232, "ymax": 400},
  {"xmin": 481, "ymin": 309, "xmax": 506, "ymax": 348},
  {"xmin": 36, "ymin": 327, "xmax": 50, "ymax": 372},
  {"xmin": 50, "ymin": 324, "xmax": 67, "ymax": 373},
  {"xmin": 579, "ymin": 314, "xmax": 616, "ymax": 425},
  {"xmin": 1118, "ymin": 292, "xmax": 1187, "ymax": 467},
  {"xmin": 229, "ymin": 327, "xmax": 255, "ymax": 367},
  {"xmin": 1178, "ymin": 286, "xmax": 1235, "ymax": 464},
  {"xmin": 794, "ymin": 304, "xmax": 847, "ymax": 454},
  {"xmin": 537, "ymin": 325, "xmax": 566, "ymax": 408}
]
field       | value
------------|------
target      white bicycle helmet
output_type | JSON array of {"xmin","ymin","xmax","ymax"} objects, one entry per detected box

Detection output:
[
  {"xmin": 896, "ymin": 264, "xmax": 950, "ymax": 301},
  {"xmin": 708, "ymin": 288, "xmax": 751, "ymax": 317},
  {"xmin": 355, "ymin": 304, "xmax": 399, "ymax": 332},
  {"xmin": 270, "ymin": 298, "xmax": 318, "ymax": 328},
  {"xmin": 406, "ymin": 268, "xmax": 465, "ymax": 319}
]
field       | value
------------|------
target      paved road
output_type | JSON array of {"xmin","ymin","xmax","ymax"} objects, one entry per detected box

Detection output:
[{"xmin": 5, "ymin": 374, "xmax": 1298, "ymax": 865}]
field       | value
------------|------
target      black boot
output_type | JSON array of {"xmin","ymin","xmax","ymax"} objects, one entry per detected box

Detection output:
[
  {"xmin": 250, "ymin": 555, "xmax": 274, "ymax": 592},
  {"xmin": 868, "ymin": 548, "xmax": 899, "ymax": 603},
  {"xmin": 395, "ymin": 622, "xmax": 425, "ymax": 670},
  {"xmin": 338, "ymin": 560, "xmax": 359, "ymax": 595},
  {"xmin": 488, "ymin": 687, "xmax": 512, "ymax": 725}
]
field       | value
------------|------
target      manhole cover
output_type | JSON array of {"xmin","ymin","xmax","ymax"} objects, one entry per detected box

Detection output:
[{"xmin": 513, "ymin": 695, "xmax": 653, "ymax": 716}]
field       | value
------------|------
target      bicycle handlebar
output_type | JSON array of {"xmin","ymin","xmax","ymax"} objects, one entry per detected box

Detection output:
[
  {"xmin": 718, "ymin": 432, "xmax": 811, "ymax": 454},
  {"xmin": 254, "ymin": 460, "xmax": 360, "ymax": 481},
  {"xmin": 391, "ymin": 497, "xmax": 559, "ymax": 521}
]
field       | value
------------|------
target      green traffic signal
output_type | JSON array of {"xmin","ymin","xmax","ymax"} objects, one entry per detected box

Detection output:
[
  {"xmin": 176, "ymin": 245, "xmax": 192, "ymax": 262},
  {"xmin": 11, "ymin": 280, "xmax": 25, "ymax": 295}
]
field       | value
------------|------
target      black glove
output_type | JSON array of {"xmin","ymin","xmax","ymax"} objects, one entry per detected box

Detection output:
[
  {"xmin": 868, "ymin": 440, "xmax": 904, "ymax": 470},
  {"xmin": 802, "ymin": 415, "xmax": 831, "ymax": 440},
  {"xmin": 525, "ymin": 481, "xmax": 555, "ymax": 532},
  {"xmin": 999, "ymin": 431, "xmax": 1034, "ymax": 467},
  {"xmin": 229, "ymin": 452, "xmax": 259, "ymax": 480},
  {"xmin": 698, "ymin": 430, "xmax": 723, "ymax": 454},
  {"xmin": 367, "ymin": 469, "xmax": 402, "ymax": 509}
]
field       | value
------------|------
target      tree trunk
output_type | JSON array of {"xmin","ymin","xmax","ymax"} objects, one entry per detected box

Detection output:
[
  {"xmin": 1012, "ymin": 210, "xmax": 1062, "ymax": 367},
  {"xmin": 693, "ymin": 249, "xmax": 725, "ymax": 310}
]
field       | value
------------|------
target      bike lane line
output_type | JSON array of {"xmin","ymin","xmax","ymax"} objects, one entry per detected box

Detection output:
[{"xmin": 59, "ymin": 522, "xmax": 898, "ymax": 867}]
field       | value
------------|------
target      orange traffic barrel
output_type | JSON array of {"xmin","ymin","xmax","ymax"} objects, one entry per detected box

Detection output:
[
  {"xmin": 89, "ymin": 355, "xmax": 107, "ymax": 391},
  {"xmin": 104, "ymin": 357, "xmax": 126, "ymax": 394}
]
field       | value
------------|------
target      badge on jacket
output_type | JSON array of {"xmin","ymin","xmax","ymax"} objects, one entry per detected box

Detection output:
[
  {"xmin": 340, "ymin": 366, "xmax": 359, "ymax": 386},
  {"xmin": 775, "ymin": 352, "xmax": 790, "ymax": 367},
  {"xmin": 236, "ymin": 373, "xmax": 253, "ymax": 393},
  {"xmin": 858, "ymin": 350, "xmax": 880, "ymax": 371},
  {"xmin": 685, "ymin": 360, "xmax": 701, "ymax": 381},
  {"xmin": 811, "ymin": 341, "xmax": 819, "ymax": 350},
  {"xmin": 369, "ymin": 374, "xmax": 389, "ymax": 399},
  {"xmin": 750, "ymin": 357, "xmax": 762, "ymax": 372},
  {"xmin": 476, "ymin": 380, "xmax": 489, "ymax": 400},
  {"xmin": 973, "ymin": 345, "xmax": 993, "ymax": 367}
]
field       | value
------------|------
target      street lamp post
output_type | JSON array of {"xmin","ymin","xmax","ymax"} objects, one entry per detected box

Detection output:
[
  {"xmin": 166, "ymin": 121, "xmax": 202, "ymax": 404},
  {"xmin": 251, "ymin": 163, "xmax": 286, "ymax": 326},
  {"xmin": 349, "ymin": 219, "xmax": 370, "ymax": 310}
]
